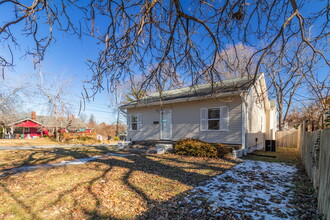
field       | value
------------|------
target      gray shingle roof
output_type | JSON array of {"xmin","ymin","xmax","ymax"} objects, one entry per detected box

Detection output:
[{"xmin": 121, "ymin": 74, "xmax": 261, "ymax": 108}]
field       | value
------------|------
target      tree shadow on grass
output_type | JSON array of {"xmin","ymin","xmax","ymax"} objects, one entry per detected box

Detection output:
[
  {"xmin": 0, "ymin": 148, "xmax": 237, "ymax": 219},
  {"xmin": 0, "ymin": 146, "xmax": 115, "ymax": 173}
]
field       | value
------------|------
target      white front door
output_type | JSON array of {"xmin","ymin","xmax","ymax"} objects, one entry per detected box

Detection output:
[{"xmin": 160, "ymin": 109, "xmax": 172, "ymax": 140}]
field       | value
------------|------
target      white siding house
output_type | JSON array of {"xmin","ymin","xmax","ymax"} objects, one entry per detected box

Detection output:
[{"xmin": 121, "ymin": 74, "xmax": 276, "ymax": 154}]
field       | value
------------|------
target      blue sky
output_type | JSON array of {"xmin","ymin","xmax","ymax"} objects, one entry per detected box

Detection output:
[{"xmin": 2, "ymin": 31, "xmax": 113, "ymax": 123}]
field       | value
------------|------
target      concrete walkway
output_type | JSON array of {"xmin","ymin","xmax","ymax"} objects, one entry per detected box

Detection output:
[{"xmin": 0, "ymin": 144, "xmax": 117, "ymax": 151}]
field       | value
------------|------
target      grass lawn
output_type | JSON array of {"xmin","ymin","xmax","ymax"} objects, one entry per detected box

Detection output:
[
  {"xmin": 0, "ymin": 138, "xmax": 119, "ymax": 147},
  {"xmin": 243, "ymin": 147, "xmax": 301, "ymax": 165},
  {"xmin": 0, "ymin": 149, "xmax": 237, "ymax": 219},
  {"xmin": 0, "ymin": 138, "xmax": 61, "ymax": 147},
  {"xmin": 0, "ymin": 146, "xmax": 116, "ymax": 172}
]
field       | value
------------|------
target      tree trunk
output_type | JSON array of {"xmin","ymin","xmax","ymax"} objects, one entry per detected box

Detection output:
[
  {"xmin": 116, "ymin": 110, "xmax": 120, "ymax": 136},
  {"xmin": 278, "ymin": 109, "xmax": 283, "ymax": 131}
]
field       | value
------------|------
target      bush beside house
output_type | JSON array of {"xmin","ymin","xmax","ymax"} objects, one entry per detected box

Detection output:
[{"xmin": 174, "ymin": 138, "xmax": 232, "ymax": 158}]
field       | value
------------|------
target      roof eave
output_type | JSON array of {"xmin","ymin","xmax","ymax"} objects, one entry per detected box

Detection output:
[
  {"xmin": 121, "ymin": 90, "xmax": 243, "ymax": 109},
  {"xmin": 9, "ymin": 118, "xmax": 44, "ymax": 127}
]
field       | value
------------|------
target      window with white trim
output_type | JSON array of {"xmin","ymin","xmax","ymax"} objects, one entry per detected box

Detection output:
[
  {"xmin": 127, "ymin": 114, "xmax": 142, "ymax": 131},
  {"xmin": 200, "ymin": 107, "xmax": 229, "ymax": 131},
  {"xmin": 23, "ymin": 127, "xmax": 30, "ymax": 132}
]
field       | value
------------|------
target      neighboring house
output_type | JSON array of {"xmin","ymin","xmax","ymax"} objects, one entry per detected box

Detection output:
[
  {"xmin": 7, "ymin": 112, "xmax": 43, "ymax": 138},
  {"xmin": 4, "ymin": 111, "xmax": 88, "ymax": 139},
  {"xmin": 37, "ymin": 114, "xmax": 87, "ymax": 133},
  {"xmin": 120, "ymin": 73, "xmax": 277, "ymax": 155}
]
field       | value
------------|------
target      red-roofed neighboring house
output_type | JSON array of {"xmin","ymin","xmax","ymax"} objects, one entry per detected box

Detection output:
[
  {"xmin": 2, "ymin": 111, "xmax": 88, "ymax": 139},
  {"xmin": 9, "ymin": 111, "xmax": 43, "ymax": 139}
]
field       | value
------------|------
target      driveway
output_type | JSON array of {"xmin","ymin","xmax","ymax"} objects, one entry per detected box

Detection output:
[{"xmin": 0, "ymin": 144, "xmax": 117, "ymax": 151}]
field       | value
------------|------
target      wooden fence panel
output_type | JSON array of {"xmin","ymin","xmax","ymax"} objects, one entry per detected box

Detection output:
[
  {"xmin": 298, "ymin": 127, "xmax": 330, "ymax": 219},
  {"xmin": 317, "ymin": 129, "xmax": 330, "ymax": 220},
  {"xmin": 275, "ymin": 130, "xmax": 298, "ymax": 148},
  {"xmin": 301, "ymin": 131, "xmax": 320, "ymax": 188}
]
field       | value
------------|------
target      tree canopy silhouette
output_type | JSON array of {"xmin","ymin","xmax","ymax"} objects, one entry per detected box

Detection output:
[{"xmin": 0, "ymin": 0, "xmax": 329, "ymax": 95}]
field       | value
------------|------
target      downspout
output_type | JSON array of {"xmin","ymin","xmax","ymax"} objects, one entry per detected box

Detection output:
[{"xmin": 241, "ymin": 92, "xmax": 248, "ymax": 150}]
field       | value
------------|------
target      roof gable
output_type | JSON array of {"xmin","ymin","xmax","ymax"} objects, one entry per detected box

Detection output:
[{"xmin": 12, "ymin": 119, "xmax": 42, "ymax": 127}]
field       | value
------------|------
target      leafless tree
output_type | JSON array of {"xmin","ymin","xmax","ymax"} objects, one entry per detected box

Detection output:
[
  {"xmin": 79, "ymin": 113, "xmax": 87, "ymax": 123},
  {"xmin": 262, "ymin": 42, "xmax": 306, "ymax": 130},
  {"xmin": 108, "ymin": 84, "xmax": 128, "ymax": 136},
  {"xmin": 0, "ymin": 77, "xmax": 27, "ymax": 128},
  {"xmin": 262, "ymin": 37, "xmax": 329, "ymax": 130},
  {"xmin": 213, "ymin": 43, "xmax": 256, "ymax": 80},
  {"xmin": 302, "ymin": 71, "xmax": 330, "ymax": 128},
  {"xmin": 286, "ymin": 102, "xmax": 325, "ymax": 131},
  {"xmin": 0, "ymin": 0, "xmax": 329, "ymax": 97},
  {"xmin": 37, "ymin": 71, "xmax": 73, "ymax": 140},
  {"xmin": 0, "ymin": 87, "xmax": 22, "ymax": 114},
  {"xmin": 88, "ymin": 114, "xmax": 97, "ymax": 129}
]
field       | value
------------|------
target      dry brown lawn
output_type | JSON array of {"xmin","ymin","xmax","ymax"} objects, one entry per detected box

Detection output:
[
  {"xmin": 243, "ymin": 147, "xmax": 301, "ymax": 165},
  {"xmin": 0, "ymin": 146, "xmax": 116, "ymax": 172},
  {"xmin": 0, "ymin": 138, "xmax": 118, "ymax": 147},
  {"xmin": 0, "ymin": 148, "xmax": 237, "ymax": 219},
  {"xmin": 0, "ymin": 138, "xmax": 61, "ymax": 147}
]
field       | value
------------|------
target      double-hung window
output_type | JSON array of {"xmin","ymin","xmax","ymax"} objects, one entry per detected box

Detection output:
[
  {"xmin": 208, "ymin": 108, "xmax": 221, "ymax": 130},
  {"xmin": 200, "ymin": 106, "xmax": 229, "ymax": 131},
  {"xmin": 127, "ymin": 114, "xmax": 142, "ymax": 131}
]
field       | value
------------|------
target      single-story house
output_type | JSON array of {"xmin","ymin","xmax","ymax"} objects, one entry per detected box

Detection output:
[
  {"xmin": 7, "ymin": 112, "xmax": 43, "ymax": 138},
  {"xmin": 120, "ymin": 73, "xmax": 277, "ymax": 155},
  {"xmin": 4, "ymin": 112, "xmax": 88, "ymax": 139}
]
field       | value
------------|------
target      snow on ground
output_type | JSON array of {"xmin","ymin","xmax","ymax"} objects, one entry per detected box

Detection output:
[{"xmin": 186, "ymin": 160, "xmax": 297, "ymax": 220}]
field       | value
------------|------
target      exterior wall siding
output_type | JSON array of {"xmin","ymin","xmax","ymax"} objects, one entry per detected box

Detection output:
[
  {"xmin": 127, "ymin": 95, "xmax": 243, "ymax": 144},
  {"xmin": 127, "ymin": 105, "xmax": 161, "ymax": 141},
  {"xmin": 246, "ymin": 80, "xmax": 266, "ymax": 150}
]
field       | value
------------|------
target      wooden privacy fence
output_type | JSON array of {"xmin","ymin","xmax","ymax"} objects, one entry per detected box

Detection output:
[
  {"xmin": 298, "ymin": 126, "xmax": 330, "ymax": 220},
  {"xmin": 275, "ymin": 130, "xmax": 298, "ymax": 148}
]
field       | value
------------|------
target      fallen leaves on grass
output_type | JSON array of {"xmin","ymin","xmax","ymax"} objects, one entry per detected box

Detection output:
[
  {"xmin": 138, "ymin": 160, "xmax": 318, "ymax": 220},
  {"xmin": 0, "ymin": 153, "xmax": 237, "ymax": 219},
  {"xmin": 290, "ymin": 162, "xmax": 321, "ymax": 219},
  {"xmin": 0, "ymin": 146, "xmax": 116, "ymax": 172}
]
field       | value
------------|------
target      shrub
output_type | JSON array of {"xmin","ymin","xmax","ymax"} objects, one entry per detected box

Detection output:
[
  {"xmin": 113, "ymin": 136, "xmax": 120, "ymax": 141},
  {"xmin": 174, "ymin": 138, "xmax": 232, "ymax": 158}
]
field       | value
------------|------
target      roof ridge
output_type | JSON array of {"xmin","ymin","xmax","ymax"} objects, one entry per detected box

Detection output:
[{"xmin": 148, "ymin": 73, "xmax": 261, "ymax": 97}]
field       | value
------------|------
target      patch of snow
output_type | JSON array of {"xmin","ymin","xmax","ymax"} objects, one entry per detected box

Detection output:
[
  {"xmin": 0, "ymin": 152, "xmax": 134, "ymax": 177},
  {"xmin": 186, "ymin": 160, "xmax": 297, "ymax": 219}
]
